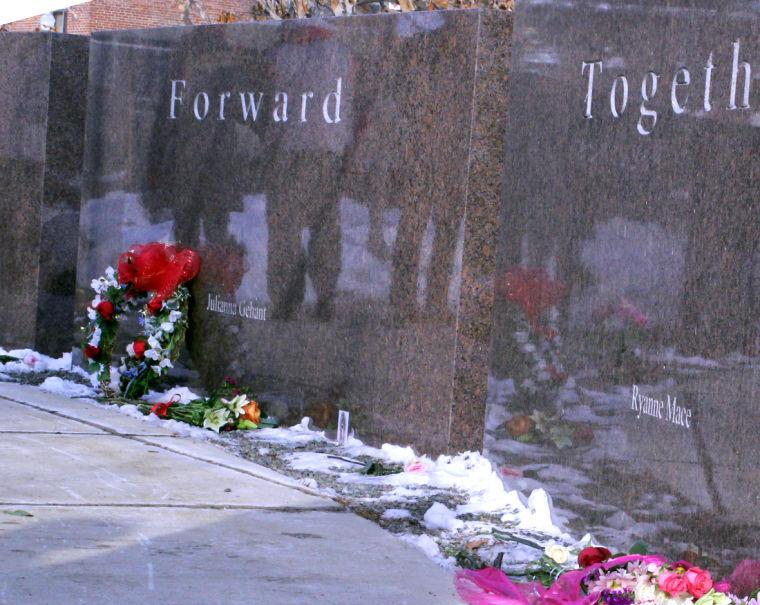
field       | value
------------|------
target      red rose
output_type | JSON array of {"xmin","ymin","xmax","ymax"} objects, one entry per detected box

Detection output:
[
  {"xmin": 146, "ymin": 298, "xmax": 164, "ymax": 315},
  {"xmin": 578, "ymin": 546, "xmax": 612, "ymax": 568},
  {"xmin": 96, "ymin": 300, "xmax": 115, "ymax": 321},
  {"xmin": 84, "ymin": 345, "xmax": 101, "ymax": 359},
  {"xmin": 685, "ymin": 567, "xmax": 713, "ymax": 598},
  {"xmin": 132, "ymin": 340, "xmax": 147, "ymax": 360},
  {"xmin": 149, "ymin": 401, "xmax": 173, "ymax": 418}
]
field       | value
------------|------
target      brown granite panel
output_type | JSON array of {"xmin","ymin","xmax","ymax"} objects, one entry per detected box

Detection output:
[
  {"xmin": 486, "ymin": 0, "xmax": 760, "ymax": 569},
  {"xmin": 77, "ymin": 11, "xmax": 511, "ymax": 453},
  {"xmin": 0, "ymin": 34, "xmax": 87, "ymax": 354}
]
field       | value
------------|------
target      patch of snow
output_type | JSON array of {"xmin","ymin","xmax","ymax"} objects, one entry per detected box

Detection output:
[
  {"xmin": 142, "ymin": 386, "xmax": 201, "ymax": 404},
  {"xmin": 400, "ymin": 534, "xmax": 456, "ymax": 568},
  {"xmin": 38, "ymin": 377, "xmax": 96, "ymax": 398},
  {"xmin": 423, "ymin": 502, "xmax": 464, "ymax": 532},
  {"xmin": 251, "ymin": 417, "xmax": 327, "ymax": 445},
  {"xmin": 382, "ymin": 508, "xmax": 412, "ymax": 520},
  {"xmin": 285, "ymin": 452, "xmax": 359, "ymax": 474}
]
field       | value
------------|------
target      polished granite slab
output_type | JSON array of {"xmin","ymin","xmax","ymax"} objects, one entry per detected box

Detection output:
[
  {"xmin": 0, "ymin": 33, "xmax": 88, "ymax": 354},
  {"xmin": 485, "ymin": 0, "xmax": 760, "ymax": 570},
  {"xmin": 77, "ymin": 11, "xmax": 512, "ymax": 453}
]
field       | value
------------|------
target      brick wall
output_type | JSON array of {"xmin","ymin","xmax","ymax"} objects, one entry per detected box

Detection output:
[{"xmin": 5, "ymin": 0, "xmax": 255, "ymax": 34}]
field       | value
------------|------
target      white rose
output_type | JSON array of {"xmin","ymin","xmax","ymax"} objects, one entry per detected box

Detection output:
[{"xmin": 544, "ymin": 544, "xmax": 570, "ymax": 565}]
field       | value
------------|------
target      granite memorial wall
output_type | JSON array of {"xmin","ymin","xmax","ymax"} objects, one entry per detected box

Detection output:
[
  {"xmin": 0, "ymin": 33, "xmax": 88, "ymax": 354},
  {"xmin": 485, "ymin": 0, "xmax": 760, "ymax": 569},
  {"xmin": 76, "ymin": 11, "xmax": 512, "ymax": 453}
]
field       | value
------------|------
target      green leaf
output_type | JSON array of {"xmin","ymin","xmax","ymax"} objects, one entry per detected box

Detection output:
[
  {"xmin": 0, "ymin": 355, "xmax": 19, "ymax": 363},
  {"xmin": 362, "ymin": 461, "xmax": 404, "ymax": 476},
  {"xmin": 4, "ymin": 509, "xmax": 33, "ymax": 517},
  {"xmin": 629, "ymin": 541, "xmax": 649, "ymax": 555},
  {"xmin": 237, "ymin": 419, "xmax": 259, "ymax": 430}
]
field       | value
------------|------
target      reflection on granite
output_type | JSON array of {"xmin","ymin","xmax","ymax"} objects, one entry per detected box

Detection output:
[
  {"xmin": 0, "ymin": 34, "xmax": 88, "ymax": 354},
  {"xmin": 77, "ymin": 11, "xmax": 512, "ymax": 453},
  {"xmin": 486, "ymin": 0, "xmax": 760, "ymax": 571}
]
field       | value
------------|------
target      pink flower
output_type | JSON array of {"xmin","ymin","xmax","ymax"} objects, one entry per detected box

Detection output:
[
  {"xmin": 617, "ymin": 299, "xmax": 648, "ymax": 327},
  {"xmin": 714, "ymin": 579, "xmax": 731, "ymax": 593},
  {"xmin": 500, "ymin": 466, "xmax": 523, "ymax": 478},
  {"xmin": 405, "ymin": 461, "xmax": 426, "ymax": 473},
  {"xmin": 23, "ymin": 354, "xmax": 40, "ymax": 368},
  {"xmin": 658, "ymin": 571, "xmax": 689, "ymax": 596},
  {"xmin": 684, "ymin": 567, "xmax": 713, "ymax": 599},
  {"xmin": 729, "ymin": 560, "xmax": 760, "ymax": 597}
]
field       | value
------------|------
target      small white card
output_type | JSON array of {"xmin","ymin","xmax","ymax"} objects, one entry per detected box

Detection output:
[{"xmin": 337, "ymin": 410, "xmax": 350, "ymax": 446}]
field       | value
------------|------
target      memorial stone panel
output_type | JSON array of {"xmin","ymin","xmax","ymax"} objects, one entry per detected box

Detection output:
[
  {"xmin": 0, "ymin": 33, "xmax": 88, "ymax": 354},
  {"xmin": 486, "ymin": 0, "xmax": 760, "ymax": 569},
  {"xmin": 77, "ymin": 11, "xmax": 511, "ymax": 453}
]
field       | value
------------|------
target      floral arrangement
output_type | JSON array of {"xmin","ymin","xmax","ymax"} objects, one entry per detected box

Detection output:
[
  {"xmin": 456, "ymin": 538, "xmax": 760, "ymax": 605},
  {"xmin": 504, "ymin": 410, "xmax": 594, "ymax": 450},
  {"xmin": 137, "ymin": 378, "xmax": 278, "ymax": 432},
  {"xmin": 82, "ymin": 242, "xmax": 201, "ymax": 398},
  {"xmin": 498, "ymin": 267, "xmax": 568, "ymax": 414}
]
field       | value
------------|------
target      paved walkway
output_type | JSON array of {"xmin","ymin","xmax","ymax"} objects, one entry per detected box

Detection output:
[{"xmin": 0, "ymin": 383, "xmax": 460, "ymax": 605}]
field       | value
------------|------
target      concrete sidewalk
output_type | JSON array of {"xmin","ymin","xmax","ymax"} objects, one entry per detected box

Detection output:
[{"xmin": 0, "ymin": 383, "xmax": 460, "ymax": 605}]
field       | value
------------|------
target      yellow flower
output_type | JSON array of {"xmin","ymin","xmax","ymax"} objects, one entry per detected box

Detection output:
[{"xmin": 544, "ymin": 544, "xmax": 570, "ymax": 565}]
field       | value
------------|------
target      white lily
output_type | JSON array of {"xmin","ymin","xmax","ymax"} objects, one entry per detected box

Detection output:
[
  {"xmin": 222, "ymin": 394, "xmax": 248, "ymax": 417},
  {"xmin": 203, "ymin": 407, "xmax": 231, "ymax": 433}
]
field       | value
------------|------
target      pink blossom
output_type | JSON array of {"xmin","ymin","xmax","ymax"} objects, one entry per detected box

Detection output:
[
  {"xmin": 500, "ymin": 466, "xmax": 523, "ymax": 478},
  {"xmin": 616, "ymin": 299, "xmax": 648, "ymax": 327},
  {"xmin": 729, "ymin": 560, "xmax": 760, "ymax": 597},
  {"xmin": 714, "ymin": 579, "xmax": 731, "ymax": 593},
  {"xmin": 405, "ymin": 461, "xmax": 427, "ymax": 473},
  {"xmin": 684, "ymin": 567, "xmax": 713, "ymax": 599},
  {"xmin": 658, "ymin": 571, "xmax": 689, "ymax": 596}
]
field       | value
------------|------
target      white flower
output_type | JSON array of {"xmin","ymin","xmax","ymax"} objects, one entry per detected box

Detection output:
[
  {"xmin": 544, "ymin": 544, "xmax": 570, "ymax": 565},
  {"xmin": 90, "ymin": 327, "xmax": 102, "ymax": 347},
  {"xmin": 169, "ymin": 310, "xmax": 182, "ymax": 322},
  {"xmin": 159, "ymin": 358, "xmax": 173, "ymax": 370},
  {"xmin": 105, "ymin": 266, "xmax": 116, "ymax": 283},
  {"xmin": 91, "ymin": 295, "xmax": 102, "ymax": 308},
  {"xmin": 151, "ymin": 364, "xmax": 162, "ymax": 374},
  {"xmin": 144, "ymin": 349, "xmax": 160, "ymax": 361},
  {"xmin": 222, "ymin": 394, "xmax": 248, "ymax": 417},
  {"xmin": 160, "ymin": 322, "xmax": 174, "ymax": 333},
  {"xmin": 126, "ymin": 342, "xmax": 136, "ymax": 357},
  {"xmin": 203, "ymin": 407, "xmax": 232, "ymax": 432},
  {"xmin": 147, "ymin": 335, "xmax": 161, "ymax": 350},
  {"xmin": 87, "ymin": 307, "xmax": 97, "ymax": 321}
]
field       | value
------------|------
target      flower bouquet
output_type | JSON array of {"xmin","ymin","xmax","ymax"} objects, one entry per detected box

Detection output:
[
  {"xmin": 456, "ymin": 540, "xmax": 760, "ymax": 605},
  {"xmin": 136, "ymin": 378, "xmax": 279, "ymax": 433}
]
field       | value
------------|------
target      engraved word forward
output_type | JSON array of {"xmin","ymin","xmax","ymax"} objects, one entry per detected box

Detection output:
[
  {"xmin": 168, "ymin": 77, "xmax": 344, "ymax": 124},
  {"xmin": 582, "ymin": 39, "xmax": 753, "ymax": 135}
]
